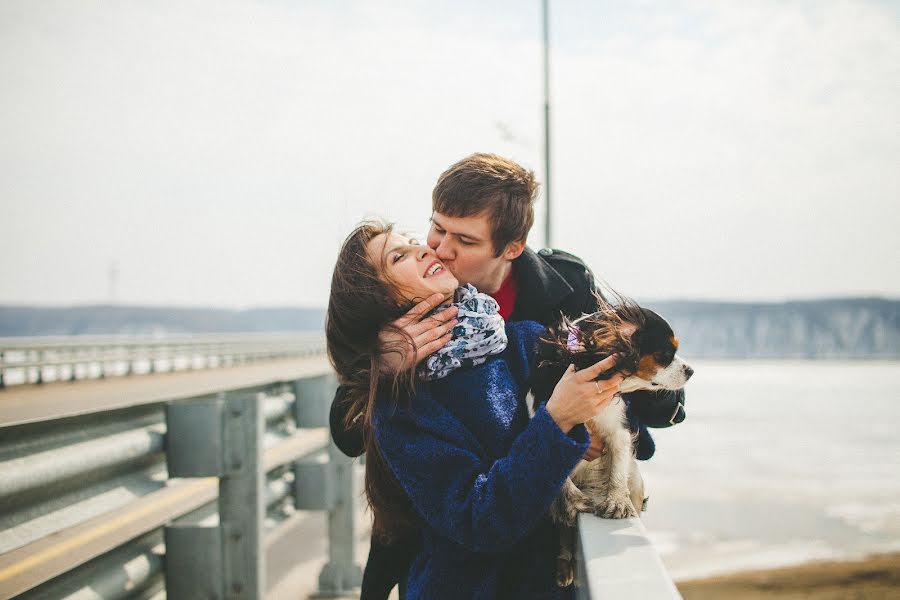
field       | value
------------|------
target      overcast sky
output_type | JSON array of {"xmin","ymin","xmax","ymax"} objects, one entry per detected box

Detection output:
[{"xmin": 1, "ymin": 0, "xmax": 898, "ymax": 308}]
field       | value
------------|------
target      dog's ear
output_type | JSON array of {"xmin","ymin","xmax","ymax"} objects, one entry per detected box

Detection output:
[{"xmin": 630, "ymin": 328, "xmax": 644, "ymax": 348}]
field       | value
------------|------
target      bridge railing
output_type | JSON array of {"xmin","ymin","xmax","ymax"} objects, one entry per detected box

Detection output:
[
  {"xmin": 575, "ymin": 513, "xmax": 681, "ymax": 599},
  {"xmin": 0, "ymin": 333, "xmax": 327, "ymax": 387},
  {"xmin": 0, "ymin": 336, "xmax": 681, "ymax": 599},
  {"xmin": 0, "ymin": 357, "xmax": 361, "ymax": 599}
]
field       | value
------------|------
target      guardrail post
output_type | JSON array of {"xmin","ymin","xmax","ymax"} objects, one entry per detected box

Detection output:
[
  {"xmin": 293, "ymin": 375, "xmax": 362, "ymax": 596},
  {"xmin": 68, "ymin": 347, "xmax": 77, "ymax": 381},
  {"xmin": 293, "ymin": 374, "xmax": 332, "ymax": 428},
  {"xmin": 167, "ymin": 395, "xmax": 224, "ymax": 477},
  {"xmin": 315, "ymin": 442, "xmax": 362, "ymax": 597},
  {"xmin": 166, "ymin": 395, "xmax": 226, "ymax": 598},
  {"xmin": 165, "ymin": 524, "xmax": 224, "ymax": 599},
  {"xmin": 166, "ymin": 390, "xmax": 266, "ymax": 599},
  {"xmin": 293, "ymin": 450, "xmax": 333, "ymax": 510},
  {"xmin": 98, "ymin": 346, "xmax": 107, "ymax": 379},
  {"xmin": 220, "ymin": 390, "xmax": 266, "ymax": 599}
]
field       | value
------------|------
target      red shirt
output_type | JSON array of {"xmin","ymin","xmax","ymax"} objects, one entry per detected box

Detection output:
[{"xmin": 491, "ymin": 270, "xmax": 519, "ymax": 320}]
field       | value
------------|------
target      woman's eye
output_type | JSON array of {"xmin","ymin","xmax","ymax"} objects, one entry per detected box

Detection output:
[
  {"xmin": 459, "ymin": 240, "xmax": 475, "ymax": 246},
  {"xmin": 392, "ymin": 253, "xmax": 403, "ymax": 264}
]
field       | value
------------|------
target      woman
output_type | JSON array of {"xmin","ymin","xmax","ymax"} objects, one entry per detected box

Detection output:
[{"xmin": 326, "ymin": 221, "xmax": 620, "ymax": 599}]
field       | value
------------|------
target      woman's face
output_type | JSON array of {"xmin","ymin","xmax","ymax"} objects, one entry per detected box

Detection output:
[{"xmin": 366, "ymin": 231, "xmax": 459, "ymax": 303}]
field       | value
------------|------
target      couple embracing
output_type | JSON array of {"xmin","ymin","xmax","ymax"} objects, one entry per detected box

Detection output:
[{"xmin": 325, "ymin": 153, "xmax": 686, "ymax": 599}]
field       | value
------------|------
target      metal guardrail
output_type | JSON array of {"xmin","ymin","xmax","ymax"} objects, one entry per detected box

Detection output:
[
  {"xmin": 576, "ymin": 514, "xmax": 681, "ymax": 599},
  {"xmin": 0, "ymin": 336, "xmax": 679, "ymax": 599},
  {"xmin": 0, "ymin": 333, "xmax": 327, "ymax": 387},
  {"xmin": 0, "ymin": 361, "xmax": 361, "ymax": 599}
]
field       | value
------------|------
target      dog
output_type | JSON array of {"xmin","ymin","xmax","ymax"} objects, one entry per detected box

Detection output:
[{"xmin": 528, "ymin": 296, "xmax": 693, "ymax": 587}]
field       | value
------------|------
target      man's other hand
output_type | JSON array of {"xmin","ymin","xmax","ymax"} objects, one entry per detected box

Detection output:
[
  {"xmin": 378, "ymin": 293, "xmax": 458, "ymax": 373},
  {"xmin": 583, "ymin": 433, "xmax": 605, "ymax": 461}
]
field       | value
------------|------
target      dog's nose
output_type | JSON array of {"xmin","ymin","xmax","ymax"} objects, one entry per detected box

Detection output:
[{"xmin": 683, "ymin": 365, "xmax": 694, "ymax": 380}]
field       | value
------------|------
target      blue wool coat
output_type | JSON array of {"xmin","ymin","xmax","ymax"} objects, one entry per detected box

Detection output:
[{"xmin": 374, "ymin": 321, "xmax": 589, "ymax": 599}]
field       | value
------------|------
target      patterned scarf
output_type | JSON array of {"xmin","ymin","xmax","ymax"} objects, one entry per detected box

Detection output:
[{"xmin": 417, "ymin": 284, "xmax": 508, "ymax": 381}]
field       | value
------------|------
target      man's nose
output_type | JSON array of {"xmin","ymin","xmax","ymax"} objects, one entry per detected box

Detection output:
[{"xmin": 435, "ymin": 237, "xmax": 453, "ymax": 259}]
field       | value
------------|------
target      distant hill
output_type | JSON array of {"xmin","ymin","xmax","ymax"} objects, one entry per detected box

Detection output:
[
  {"xmin": 0, "ymin": 305, "xmax": 326, "ymax": 336},
  {"xmin": 645, "ymin": 298, "xmax": 899, "ymax": 359},
  {"xmin": 1, "ymin": 298, "xmax": 898, "ymax": 359}
]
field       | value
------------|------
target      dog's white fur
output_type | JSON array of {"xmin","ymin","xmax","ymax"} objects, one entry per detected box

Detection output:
[{"xmin": 547, "ymin": 355, "xmax": 692, "ymax": 586}]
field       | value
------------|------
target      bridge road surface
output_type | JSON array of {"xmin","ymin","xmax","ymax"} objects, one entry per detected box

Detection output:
[
  {"xmin": 0, "ymin": 355, "xmax": 331, "ymax": 427},
  {"xmin": 266, "ymin": 463, "xmax": 382, "ymax": 600},
  {"xmin": 0, "ymin": 355, "xmax": 385, "ymax": 598}
]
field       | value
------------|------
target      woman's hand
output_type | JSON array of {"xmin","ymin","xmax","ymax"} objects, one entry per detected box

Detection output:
[
  {"xmin": 545, "ymin": 355, "xmax": 624, "ymax": 434},
  {"xmin": 378, "ymin": 293, "xmax": 459, "ymax": 373}
]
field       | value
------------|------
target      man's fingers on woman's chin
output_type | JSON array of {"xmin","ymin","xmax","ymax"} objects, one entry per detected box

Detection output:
[
  {"xmin": 426, "ymin": 306, "xmax": 458, "ymax": 326},
  {"xmin": 419, "ymin": 333, "xmax": 453, "ymax": 360},
  {"xmin": 411, "ymin": 311, "xmax": 454, "ymax": 337},
  {"xmin": 429, "ymin": 320, "xmax": 455, "ymax": 340},
  {"xmin": 428, "ymin": 330, "xmax": 452, "ymax": 346},
  {"xmin": 403, "ymin": 293, "xmax": 445, "ymax": 321}
]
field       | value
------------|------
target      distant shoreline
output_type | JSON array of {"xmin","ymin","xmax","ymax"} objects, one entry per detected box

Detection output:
[
  {"xmin": 2, "ymin": 298, "xmax": 897, "ymax": 358},
  {"xmin": 676, "ymin": 552, "xmax": 900, "ymax": 598}
]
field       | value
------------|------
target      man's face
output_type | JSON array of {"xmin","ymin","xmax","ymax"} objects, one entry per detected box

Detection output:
[{"xmin": 426, "ymin": 212, "xmax": 514, "ymax": 293}]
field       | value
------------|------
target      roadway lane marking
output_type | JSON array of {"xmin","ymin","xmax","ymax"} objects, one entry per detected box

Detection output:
[{"xmin": 0, "ymin": 477, "xmax": 217, "ymax": 597}]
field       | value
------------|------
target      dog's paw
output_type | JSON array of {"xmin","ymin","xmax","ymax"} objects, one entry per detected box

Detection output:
[
  {"xmin": 564, "ymin": 491, "xmax": 591, "ymax": 525},
  {"xmin": 551, "ymin": 497, "xmax": 584, "ymax": 527},
  {"xmin": 556, "ymin": 558, "xmax": 575, "ymax": 587},
  {"xmin": 551, "ymin": 481, "xmax": 591, "ymax": 527},
  {"xmin": 594, "ymin": 495, "xmax": 638, "ymax": 519}
]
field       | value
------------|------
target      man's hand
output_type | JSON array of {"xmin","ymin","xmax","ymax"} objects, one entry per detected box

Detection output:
[
  {"xmin": 583, "ymin": 434, "xmax": 605, "ymax": 461},
  {"xmin": 379, "ymin": 293, "xmax": 459, "ymax": 373}
]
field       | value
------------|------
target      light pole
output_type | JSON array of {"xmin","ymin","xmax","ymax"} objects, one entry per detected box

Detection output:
[{"xmin": 542, "ymin": 0, "xmax": 552, "ymax": 248}]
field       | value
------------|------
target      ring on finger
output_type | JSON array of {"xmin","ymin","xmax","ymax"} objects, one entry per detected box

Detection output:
[{"xmin": 594, "ymin": 381, "xmax": 603, "ymax": 395}]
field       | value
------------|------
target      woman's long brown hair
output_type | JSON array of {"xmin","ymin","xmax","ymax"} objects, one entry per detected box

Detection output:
[{"xmin": 325, "ymin": 220, "xmax": 421, "ymax": 542}]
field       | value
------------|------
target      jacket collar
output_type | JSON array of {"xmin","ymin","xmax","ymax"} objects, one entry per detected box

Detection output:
[{"xmin": 510, "ymin": 247, "xmax": 574, "ymax": 320}]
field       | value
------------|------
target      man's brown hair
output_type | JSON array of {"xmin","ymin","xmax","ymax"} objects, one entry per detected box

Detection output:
[{"xmin": 432, "ymin": 153, "xmax": 538, "ymax": 256}]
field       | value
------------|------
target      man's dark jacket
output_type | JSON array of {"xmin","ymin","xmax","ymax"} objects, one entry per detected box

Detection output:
[{"xmin": 329, "ymin": 246, "xmax": 686, "ymax": 460}]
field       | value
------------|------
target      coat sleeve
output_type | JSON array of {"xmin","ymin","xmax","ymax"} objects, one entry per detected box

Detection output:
[
  {"xmin": 329, "ymin": 385, "xmax": 365, "ymax": 458},
  {"xmin": 375, "ymin": 405, "xmax": 589, "ymax": 555}
]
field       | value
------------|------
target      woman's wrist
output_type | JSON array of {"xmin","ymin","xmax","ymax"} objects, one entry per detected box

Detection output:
[{"xmin": 545, "ymin": 403, "xmax": 574, "ymax": 434}]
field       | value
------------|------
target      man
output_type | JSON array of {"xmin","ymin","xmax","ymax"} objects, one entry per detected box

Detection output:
[
  {"xmin": 329, "ymin": 153, "xmax": 685, "ymax": 598},
  {"xmin": 332, "ymin": 153, "xmax": 685, "ymax": 457}
]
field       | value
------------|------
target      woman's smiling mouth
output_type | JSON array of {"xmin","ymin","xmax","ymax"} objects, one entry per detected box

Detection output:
[{"xmin": 424, "ymin": 260, "xmax": 445, "ymax": 278}]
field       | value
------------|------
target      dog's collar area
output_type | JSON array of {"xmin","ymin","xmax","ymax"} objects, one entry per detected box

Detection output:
[{"xmin": 669, "ymin": 401, "xmax": 685, "ymax": 425}]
